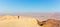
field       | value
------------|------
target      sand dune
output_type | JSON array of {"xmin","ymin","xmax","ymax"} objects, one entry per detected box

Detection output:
[
  {"xmin": 0, "ymin": 15, "xmax": 40, "ymax": 27},
  {"xmin": 0, "ymin": 15, "xmax": 18, "ymax": 21}
]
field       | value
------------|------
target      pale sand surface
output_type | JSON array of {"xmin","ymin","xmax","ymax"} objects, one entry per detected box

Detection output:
[{"xmin": 0, "ymin": 15, "xmax": 41, "ymax": 27}]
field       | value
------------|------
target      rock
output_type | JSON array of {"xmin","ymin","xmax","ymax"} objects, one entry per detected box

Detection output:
[{"xmin": 42, "ymin": 19, "xmax": 60, "ymax": 27}]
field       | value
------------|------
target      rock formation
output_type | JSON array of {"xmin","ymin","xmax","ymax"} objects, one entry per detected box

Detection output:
[{"xmin": 42, "ymin": 19, "xmax": 60, "ymax": 27}]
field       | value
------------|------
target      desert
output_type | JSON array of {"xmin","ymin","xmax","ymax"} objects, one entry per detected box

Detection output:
[{"xmin": 0, "ymin": 15, "xmax": 59, "ymax": 27}]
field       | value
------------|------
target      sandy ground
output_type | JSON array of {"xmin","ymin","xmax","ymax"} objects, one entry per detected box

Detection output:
[
  {"xmin": 0, "ymin": 15, "xmax": 60, "ymax": 27},
  {"xmin": 0, "ymin": 15, "xmax": 41, "ymax": 27}
]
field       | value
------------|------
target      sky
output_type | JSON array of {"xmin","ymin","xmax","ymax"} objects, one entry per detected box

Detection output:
[{"xmin": 0, "ymin": 0, "xmax": 60, "ymax": 14}]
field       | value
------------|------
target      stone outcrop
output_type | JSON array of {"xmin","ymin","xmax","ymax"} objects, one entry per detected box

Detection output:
[{"xmin": 42, "ymin": 19, "xmax": 60, "ymax": 27}]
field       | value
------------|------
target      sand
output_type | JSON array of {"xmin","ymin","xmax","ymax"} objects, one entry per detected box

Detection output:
[{"xmin": 0, "ymin": 15, "xmax": 40, "ymax": 27}]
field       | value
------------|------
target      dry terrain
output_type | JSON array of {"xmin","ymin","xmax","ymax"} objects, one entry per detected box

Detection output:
[{"xmin": 0, "ymin": 15, "xmax": 60, "ymax": 27}]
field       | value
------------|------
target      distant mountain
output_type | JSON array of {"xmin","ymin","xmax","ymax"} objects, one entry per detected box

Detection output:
[{"xmin": 0, "ymin": 12, "xmax": 60, "ymax": 20}]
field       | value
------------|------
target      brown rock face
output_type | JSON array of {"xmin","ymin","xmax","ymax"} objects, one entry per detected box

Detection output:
[
  {"xmin": 42, "ymin": 19, "xmax": 60, "ymax": 27},
  {"xmin": 37, "ymin": 20, "xmax": 46, "ymax": 26}
]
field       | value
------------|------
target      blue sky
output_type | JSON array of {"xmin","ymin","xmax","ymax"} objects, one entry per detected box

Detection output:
[{"xmin": 0, "ymin": 0, "xmax": 60, "ymax": 14}]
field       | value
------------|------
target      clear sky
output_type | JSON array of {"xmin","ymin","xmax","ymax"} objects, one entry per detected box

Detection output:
[{"xmin": 0, "ymin": 0, "xmax": 60, "ymax": 14}]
